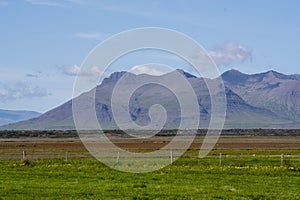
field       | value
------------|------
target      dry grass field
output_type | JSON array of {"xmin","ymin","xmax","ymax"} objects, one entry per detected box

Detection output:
[{"xmin": 0, "ymin": 135, "xmax": 299, "ymax": 159}]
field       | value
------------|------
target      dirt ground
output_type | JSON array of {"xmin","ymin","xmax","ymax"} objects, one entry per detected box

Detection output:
[{"xmin": 0, "ymin": 136, "xmax": 299, "ymax": 160}]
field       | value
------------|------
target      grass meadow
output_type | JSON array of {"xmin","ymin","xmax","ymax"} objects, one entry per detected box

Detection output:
[{"xmin": 0, "ymin": 148, "xmax": 300, "ymax": 200}]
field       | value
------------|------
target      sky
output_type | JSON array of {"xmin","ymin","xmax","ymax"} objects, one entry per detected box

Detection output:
[{"xmin": 0, "ymin": 0, "xmax": 299, "ymax": 113}]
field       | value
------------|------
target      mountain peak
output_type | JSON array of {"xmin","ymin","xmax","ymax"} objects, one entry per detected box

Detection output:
[
  {"xmin": 222, "ymin": 69, "xmax": 297, "ymax": 83},
  {"xmin": 101, "ymin": 71, "xmax": 134, "ymax": 85},
  {"xmin": 175, "ymin": 69, "xmax": 197, "ymax": 78},
  {"xmin": 221, "ymin": 69, "xmax": 249, "ymax": 84},
  {"xmin": 255, "ymin": 70, "xmax": 289, "ymax": 81}
]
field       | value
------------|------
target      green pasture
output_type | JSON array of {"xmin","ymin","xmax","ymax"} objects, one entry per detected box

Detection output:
[{"xmin": 0, "ymin": 150, "xmax": 299, "ymax": 200}]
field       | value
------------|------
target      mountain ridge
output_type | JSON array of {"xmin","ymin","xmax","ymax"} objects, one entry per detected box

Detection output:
[
  {"xmin": 1, "ymin": 69, "xmax": 299, "ymax": 130},
  {"xmin": 222, "ymin": 69, "xmax": 300, "ymax": 120},
  {"xmin": 0, "ymin": 109, "xmax": 41, "ymax": 126}
]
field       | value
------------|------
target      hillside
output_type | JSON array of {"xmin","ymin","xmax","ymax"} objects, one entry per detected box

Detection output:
[
  {"xmin": 222, "ymin": 69, "xmax": 300, "ymax": 120},
  {"xmin": 1, "ymin": 69, "xmax": 298, "ymax": 130}
]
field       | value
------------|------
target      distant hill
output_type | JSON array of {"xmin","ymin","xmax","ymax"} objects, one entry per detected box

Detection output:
[
  {"xmin": 0, "ymin": 109, "xmax": 41, "ymax": 126},
  {"xmin": 1, "ymin": 69, "xmax": 299, "ymax": 130},
  {"xmin": 222, "ymin": 69, "xmax": 300, "ymax": 120}
]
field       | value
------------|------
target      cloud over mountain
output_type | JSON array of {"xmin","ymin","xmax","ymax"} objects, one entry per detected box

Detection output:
[
  {"xmin": 0, "ymin": 82, "xmax": 49, "ymax": 102},
  {"xmin": 209, "ymin": 42, "xmax": 252, "ymax": 65},
  {"xmin": 194, "ymin": 42, "xmax": 252, "ymax": 66},
  {"xmin": 130, "ymin": 65, "xmax": 171, "ymax": 76},
  {"xmin": 63, "ymin": 65, "xmax": 103, "ymax": 77}
]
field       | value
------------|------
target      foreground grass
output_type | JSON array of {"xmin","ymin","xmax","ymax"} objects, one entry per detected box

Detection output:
[{"xmin": 0, "ymin": 156, "xmax": 299, "ymax": 200}]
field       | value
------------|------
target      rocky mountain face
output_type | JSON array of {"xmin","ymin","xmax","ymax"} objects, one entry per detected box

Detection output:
[
  {"xmin": 222, "ymin": 69, "xmax": 300, "ymax": 121},
  {"xmin": 1, "ymin": 69, "xmax": 299, "ymax": 130}
]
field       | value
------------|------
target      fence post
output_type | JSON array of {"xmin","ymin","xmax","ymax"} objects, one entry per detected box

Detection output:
[
  {"xmin": 170, "ymin": 151, "xmax": 174, "ymax": 164},
  {"xmin": 22, "ymin": 150, "xmax": 26, "ymax": 160},
  {"xmin": 116, "ymin": 152, "xmax": 120, "ymax": 164},
  {"xmin": 219, "ymin": 152, "xmax": 222, "ymax": 166},
  {"xmin": 281, "ymin": 153, "xmax": 284, "ymax": 166},
  {"xmin": 65, "ymin": 152, "xmax": 68, "ymax": 163}
]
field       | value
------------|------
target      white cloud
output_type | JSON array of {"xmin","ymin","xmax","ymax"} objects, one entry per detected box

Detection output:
[
  {"xmin": 0, "ymin": 82, "xmax": 49, "ymax": 102},
  {"xmin": 63, "ymin": 64, "xmax": 103, "ymax": 77},
  {"xmin": 130, "ymin": 65, "xmax": 172, "ymax": 76},
  {"xmin": 74, "ymin": 32, "xmax": 110, "ymax": 41},
  {"xmin": 195, "ymin": 42, "xmax": 252, "ymax": 66},
  {"xmin": 63, "ymin": 65, "xmax": 80, "ymax": 76}
]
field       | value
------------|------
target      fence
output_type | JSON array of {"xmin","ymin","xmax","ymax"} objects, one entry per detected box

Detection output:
[{"xmin": 1, "ymin": 149, "xmax": 300, "ymax": 168}]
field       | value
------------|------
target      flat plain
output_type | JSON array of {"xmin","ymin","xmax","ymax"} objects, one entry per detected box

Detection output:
[{"xmin": 0, "ymin": 135, "xmax": 299, "ymax": 199}]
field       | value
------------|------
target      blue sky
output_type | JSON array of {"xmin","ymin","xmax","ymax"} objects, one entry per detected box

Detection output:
[{"xmin": 0, "ymin": 0, "xmax": 299, "ymax": 112}]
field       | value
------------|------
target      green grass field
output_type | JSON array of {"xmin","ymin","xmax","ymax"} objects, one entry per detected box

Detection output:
[{"xmin": 1, "ymin": 150, "xmax": 300, "ymax": 200}]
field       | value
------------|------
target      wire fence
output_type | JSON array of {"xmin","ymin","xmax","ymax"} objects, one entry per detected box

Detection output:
[
  {"xmin": 1, "ymin": 135, "xmax": 299, "ymax": 168},
  {"xmin": 1, "ymin": 149, "xmax": 300, "ymax": 168}
]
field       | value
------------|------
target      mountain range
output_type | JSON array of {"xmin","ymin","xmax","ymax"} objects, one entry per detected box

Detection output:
[
  {"xmin": 0, "ymin": 109, "xmax": 40, "ymax": 126},
  {"xmin": 1, "ymin": 69, "xmax": 300, "ymax": 130}
]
